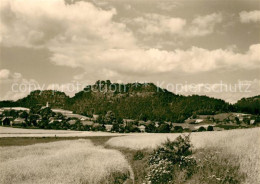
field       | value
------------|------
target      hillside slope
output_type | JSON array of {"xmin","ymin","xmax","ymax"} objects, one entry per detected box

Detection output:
[{"xmin": 0, "ymin": 80, "xmax": 234, "ymax": 122}]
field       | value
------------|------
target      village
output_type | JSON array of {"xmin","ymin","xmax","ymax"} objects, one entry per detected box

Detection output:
[{"xmin": 0, "ymin": 102, "xmax": 259, "ymax": 133}]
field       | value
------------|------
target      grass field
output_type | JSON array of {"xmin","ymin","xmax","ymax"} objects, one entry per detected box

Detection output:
[
  {"xmin": 0, "ymin": 139, "xmax": 132, "ymax": 184},
  {"xmin": 1, "ymin": 127, "xmax": 259, "ymax": 183},
  {"xmin": 0, "ymin": 126, "xmax": 122, "ymax": 137},
  {"xmin": 106, "ymin": 128, "xmax": 260, "ymax": 184}
]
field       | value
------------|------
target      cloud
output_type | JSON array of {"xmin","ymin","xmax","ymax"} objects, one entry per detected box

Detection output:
[
  {"xmin": 0, "ymin": 0, "xmax": 136, "ymax": 48},
  {"xmin": 0, "ymin": 70, "xmax": 40, "ymax": 101},
  {"xmin": 0, "ymin": 69, "xmax": 22, "ymax": 82},
  {"xmin": 240, "ymin": 10, "xmax": 260, "ymax": 23},
  {"xmin": 1, "ymin": 1, "xmax": 259, "ymax": 78},
  {"xmin": 128, "ymin": 14, "xmax": 186, "ymax": 35},
  {"xmin": 0, "ymin": 69, "xmax": 10, "ymax": 79},
  {"xmin": 124, "ymin": 13, "xmax": 222, "ymax": 37},
  {"xmin": 47, "ymin": 42, "xmax": 260, "ymax": 77},
  {"xmin": 186, "ymin": 13, "xmax": 222, "ymax": 36}
]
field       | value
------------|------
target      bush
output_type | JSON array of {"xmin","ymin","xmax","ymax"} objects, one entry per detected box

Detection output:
[
  {"xmin": 173, "ymin": 126, "xmax": 183, "ymax": 133},
  {"xmin": 146, "ymin": 135, "xmax": 196, "ymax": 183},
  {"xmin": 192, "ymin": 148, "xmax": 246, "ymax": 184},
  {"xmin": 207, "ymin": 125, "xmax": 214, "ymax": 131},
  {"xmin": 198, "ymin": 126, "xmax": 206, "ymax": 132},
  {"xmin": 157, "ymin": 123, "xmax": 170, "ymax": 133},
  {"xmin": 133, "ymin": 151, "xmax": 144, "ymax": 160}
]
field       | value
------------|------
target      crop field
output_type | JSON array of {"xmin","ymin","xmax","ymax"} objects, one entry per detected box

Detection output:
[
  {"xmin": 0, "ymin": 139, "xmax": 131, "ymax": 184},
  {"xmin": 0, "ymin": 128, "xmax": 259, "ymax": 184},
  {"xmin": 0, "ymin": 126, "xmax": 122, "ymax": 137},
  {"xmin": 106, "ymin": 128, "xmax": 260, "ymax": 184}
]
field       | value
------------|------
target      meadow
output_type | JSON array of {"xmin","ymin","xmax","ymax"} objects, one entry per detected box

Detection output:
[
  {"xmin": 106, "ymin": 128, "xmax": 260, "ymax": 184},
  {"xmin": 0, "ymin": 139, "xmax": 132, "ymax": 184},
  {"xmin": 0, "ymin": 128, "xmax": 259, "ymax": 184}
]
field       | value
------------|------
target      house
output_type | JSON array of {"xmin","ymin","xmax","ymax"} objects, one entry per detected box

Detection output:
[
  {"xmin": 93, "ymin": 123, "xmax": 101, "ymax": 129},
  {"xmin": 49, "ymin": 117, "xmax": 55, "ymax": 124},
  {"xmin": 195, "ymin": 119, "xmax": 203, "ymax": 124},
  {"xmin": 81, "ymin": 120, "xmax": 94, "ymax": 126},
  {"xmin": 123, "ymin": 119, "xmax": 136, "ymax": 126},
  {"xmin": 65, "ymin": 114, "xmax": 88, "ymax": 120},
  {"xmin": 80, "ymin": 117, "xmax": 91, "ymax": 121},
  {"xmin": 67, "ymin": 120, "xmax": 77, "ymax": 125},
  {"xmin": 138, "ymin": 125, "xmax": 146, "ymax": 132},
  {"xmin": 105, "ymin": 124, "xmax": 113, "ymax": 132},
  {"xmin": 138, "ymin": 120, "xmax": 146, "ymax": 125},
  {"xmin": 154, "ymin": 122, "xmax": 160, "ymax": 128},
  {"xmin": 12, "ymin": 118, "xmax": 26, "ymax": 125},
  {"xmin": 194, "ymin": 124, "xmax": 215, "ymax": 130},
  {"xmin": 92, "ymin": 114, "xmax": 99, "ymax": 120},
  {"xmin": 52, "ymin": 108, "xmax": 73, "ymax": 115},
  {"xmin": 123, "ymin": 119, "xmax": 135, "ymax": 123},
  {"xmin": 250, "ymin": 120, "xmax": 256, "ymax": 125},
  {"xmin": 0, "ymin": 107, "xmax": 30, "ymax": 112}
]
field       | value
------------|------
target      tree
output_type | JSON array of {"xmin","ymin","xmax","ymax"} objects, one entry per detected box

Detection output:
[
  {"xmin": 198, "ymin": 126, "xmax": 206, "ymax": 132},
  {"xmin": 146, "ymin": 122, "xmax": 156, "ymax": 133},
  {"xmin": 173, "ymin": 126, "xmax": 183, "ymax": 133},
  {"xmin": 235, "ymin": 117, "xmax": 240, "ymax": 124},
  {"xmin": 158, "ymin": 123, "xmax": 170, "ymax": 133},
  {"xmin": 2, "ymin": 118, "xmax": 10, "ymax": 126},
  {"xmin": 20, "ymin": 111, "xmax": 29, "ymax": 119},
  {"xmin": 104, "ymin": 111, "xmax": 116, "ymax": 124},
  {"xmin": 111, "ymin": 121, "xmax": 119, "ymax": 132},
  {"xmin": 207, "ymin": 125, "xmax": 214, "ymax": 131}
]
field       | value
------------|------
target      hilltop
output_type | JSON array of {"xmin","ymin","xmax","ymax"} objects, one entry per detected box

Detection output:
[{"xmin": 0, "ymin": 80, "xmax": 259, "ymax": 122}]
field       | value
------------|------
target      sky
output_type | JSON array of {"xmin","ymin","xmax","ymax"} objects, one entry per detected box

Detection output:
[{"xmin": 0, "ymin": 0, "xmax": 260, "ymax": 103}]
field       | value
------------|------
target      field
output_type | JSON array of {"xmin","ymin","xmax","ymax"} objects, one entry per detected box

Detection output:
[
  {"xmin": 0, "ymin": 126, "xmax": 122, "ymax": 137},
  {"xmin": 0, "ymin": 139, "xmax": 132, "ymax": 184},
  {"xmin": 0, "ymin": 127, "xmax": 259, "ymax": 184},
  {"xmin": 106, "ymin": 128, "xmax": 260, "ymax": 184}
]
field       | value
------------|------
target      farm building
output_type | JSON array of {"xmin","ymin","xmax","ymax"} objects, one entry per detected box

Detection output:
[
  {"xmin": 12, "ymin": 118, "xmax": 26, "ymax": 125},
  {"xmin": 67, "ymin": 120, "xmax": 77, "ymax": 125},
  {"xmin": 138, "ymin": 125, "xmax": 146, "ymax": 132},
  {"xmin": 195, "ymin": 119, "xmax": 204, "ymax": 124},
  {"xmin": 250, "ymin": 120, "xmax": 255, "ymax": 125},
  {"xmin": 105, "ymin": 124, "xmax": 113, "ymax": 132},
  {"xmin": 81, "ymin": 121, "xmax": 94, "ymax": 126},
  {"xmin": 0, "ymin": 107, "xmax": 30, "ymax": 112},
  {"xmin": 92, "ymin": 114, "xmax": 99, "ymax": 120}
]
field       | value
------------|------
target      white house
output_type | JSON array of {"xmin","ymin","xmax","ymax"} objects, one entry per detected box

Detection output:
[
  {"xmin": 138, "ymin": 125, "xmax": 146, "ymax": 132},
  {"xmin": 105, "ymin": 124, "xmax": 113, "ymax": 132},
  {"xmin": 195, "ymin": 119, "xmax": 203, "ymax": 124}
]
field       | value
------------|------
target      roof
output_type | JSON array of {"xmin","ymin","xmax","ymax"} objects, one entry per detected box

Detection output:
[
  {"xmin": 51, "ymin": 108, "xmax": 73, "ymax": 114},
  {"xmin": 81, "ymin": 120, "xmax": 94, "ymax": 126},
  {"xmin": 123, "ymin": 119, "xmax": 135, "ymax": 123},
  {"xmin": 14, "ymin": 118, "xmax": 25, "ymax": 121},
  {"xmin": 65, "ymin": 114, "xmax": 88, "ymax": 119},
  {"xmin": 105, "ymin": 124, "xmax": 113, "ymax": 131},
  {"xmin": 0, "ymin": 107, "xmax": 30, "ymax": 111},
  {"xmin": 67, "ymin": 120, "xmax": 77, "ymax": 125},
  {"xmin": 138, "ymin": 125, "xmax": 146, "ymax": 129}
]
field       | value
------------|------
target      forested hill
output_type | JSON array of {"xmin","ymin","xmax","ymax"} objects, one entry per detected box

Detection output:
[
  {"xmin": 234, "ymin": 95, "xmax": 260, "ymax": 114},
  {"xmin": 0, "ymin": 80, "xmax": 243, "ymax": 122}
]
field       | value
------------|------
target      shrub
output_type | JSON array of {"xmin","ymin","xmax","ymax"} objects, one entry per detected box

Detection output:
[
  {"xmin": 207, "ymin": 125, "xmax": 214, "ymax": 131},
  {"xmin": 145, "ymin": 135, "xmax": 196, "ymax": 183},
  {"xmin": 157, "ymin": 123, "xmax": 170, "ymax": 133},
  {"xmin": 192, "ymin": 148, "xmax": 246, "ymax": 184},
  {"xmin": 173, "ymin": 126, "xmax": 183, "ymax": 133},
  {"xmin": 133, "ymin": 151, "xmax": 144, "ymax": 160},
  {"xmin": 198, "ymin": 126, "xmax": 206, "ymax": 132}
]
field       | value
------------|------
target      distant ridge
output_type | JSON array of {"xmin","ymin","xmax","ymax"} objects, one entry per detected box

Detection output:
[{"xmin": 0, "ymin": 80, "xmax": 259, "ymax": 122}]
